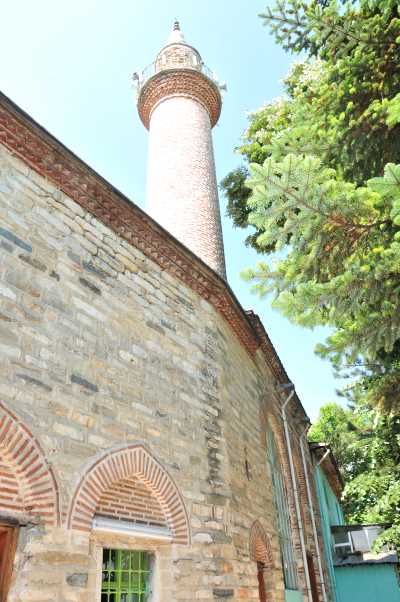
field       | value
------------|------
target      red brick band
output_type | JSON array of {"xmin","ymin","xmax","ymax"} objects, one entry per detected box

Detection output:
[
  {"xmin": 138, "ymin": 69, "xmax": 221, "ymax": 129},
  {"xmin": 0, "ymin": 402, "xmax": 60, "ymax": 526},
  {"xmin": 67, "ymin": 444, "xmax": 190, "ymax": 543}
]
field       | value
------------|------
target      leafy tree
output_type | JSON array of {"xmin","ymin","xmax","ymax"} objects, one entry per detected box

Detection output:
[
  {"xmin": 221, "ymin": 0, "xmax": 400, "ymax": 411},
  {"xmin": 308, "ymin": 403, "xmax": 370, "ymax": 482},
  {"xmin": 309, "ymin": 402, "xmax": 400, "ymax": 550}
]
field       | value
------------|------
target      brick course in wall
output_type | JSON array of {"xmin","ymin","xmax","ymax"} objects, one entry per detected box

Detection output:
[
  {"xmin": 96, "ymin": 476, "xmax": 167, "ymax": 527},
  {"xmin": 0, "ymin": 90, "xmax": 307, "ymax": 387}
]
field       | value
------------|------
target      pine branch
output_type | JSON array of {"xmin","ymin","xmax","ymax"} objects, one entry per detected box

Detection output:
[{"xmin": 260, "ymin": 1, "xmax": 383, "ymax": 54}]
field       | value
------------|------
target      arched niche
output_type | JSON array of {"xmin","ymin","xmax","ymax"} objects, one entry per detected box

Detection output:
[
  {"xmin": 250, "ymin": 520, "xmax": 274, "ymax": 602},
  {"xmin": 250, "ymin": 520, "xmax": 273, "ymax": 568},
  {"xmin": 0, "ymin": 402, "xmax": 60, "ymax": 526},
  {"xmin": 67, "ymin": 444, "xmax": 190, "ymax": 544}
]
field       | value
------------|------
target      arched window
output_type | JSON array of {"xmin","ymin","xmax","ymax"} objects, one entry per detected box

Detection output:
[{"xmin": 266, "ymin": 427, "xmax": 298, "ymax": 590}]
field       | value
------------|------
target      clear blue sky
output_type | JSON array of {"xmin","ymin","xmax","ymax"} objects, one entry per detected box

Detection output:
[{"xmin": 1, "ymin": 0, "xmax": 347, "ymax": 420}]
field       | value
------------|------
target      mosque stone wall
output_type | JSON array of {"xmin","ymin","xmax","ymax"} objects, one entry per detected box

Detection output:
[{"xmin": 0, "ymin": 142, "xmax": 326, "ymax": 602}]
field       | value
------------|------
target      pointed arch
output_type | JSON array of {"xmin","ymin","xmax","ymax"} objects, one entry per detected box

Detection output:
[
  {"xmin": 67, "ymin": 444, "xmax": 190, "ymax": 543},
  {"xmin": 0, "ymin": 402, "xmax": 60, "ymax": 526},
  {"xmin": 250, "ymin": 520, "xmax": 273, "ymax": 567}
]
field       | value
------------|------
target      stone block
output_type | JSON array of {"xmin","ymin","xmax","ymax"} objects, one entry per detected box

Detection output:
[
  {"xmin": 66, "ymin": 573, "xmax": 88, "ymax": 587},
  {"xmin": 0, "ymin": 226, "xmax": 32, "ymax": 252}
]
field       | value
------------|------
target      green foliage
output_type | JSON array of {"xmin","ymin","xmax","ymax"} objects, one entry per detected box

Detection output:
[
  {"xmin": 242, "ymin": 155, "xmax": 400, "ymax": 372},
  {"xmin": 308, "ymin": 403, "xmax": 371, "ymax": 481},
  {"xmin": 222, "ymin": 0, "xmax": 400, "ymax": 217},
  {"xmin": 221, "ymin": 0, "xmax": 400, "ymax": 411},
  {"xmin": 219, "ymin": 167, "xmax": 264, "ymax": 251},
  {"xmin": 259, "ymin": 0, "xmax": 400, "ymax": 183},
  {"xmin": 386, "ymin": 93, "xmax": 400, "ymax": 128},
  {"xmin": 221, "ymin": 99, "xmax": 294, "ymax": 251},
  {"xmin": 309, "ymin": 403, "xmax": 400, "ymax": 549}
]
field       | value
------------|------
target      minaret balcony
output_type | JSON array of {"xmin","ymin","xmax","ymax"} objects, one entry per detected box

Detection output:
[{"xmin": 133, "ymin": 58, "xmax": 219, "ymax": 94}]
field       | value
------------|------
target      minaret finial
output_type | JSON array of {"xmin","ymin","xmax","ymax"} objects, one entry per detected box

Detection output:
[{"xmin": 167, "ymin": 20, "xmax": 185, "ymax": 44}]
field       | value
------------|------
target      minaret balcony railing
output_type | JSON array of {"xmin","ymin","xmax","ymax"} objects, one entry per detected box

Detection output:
[{"xmin": 133, "ymin": 60, "xmax": 219, "ymax": 93}]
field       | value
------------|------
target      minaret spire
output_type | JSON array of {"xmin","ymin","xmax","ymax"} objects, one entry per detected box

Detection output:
[
  {"xmin": 136, "ymin": 25, "xmax": 226, "ymax": 279},
  {"xmin": 167, "ymin": 19, "xmax": 186, "ymax": 44}
]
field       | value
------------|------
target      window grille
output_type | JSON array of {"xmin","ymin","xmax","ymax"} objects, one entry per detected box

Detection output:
[
  {"xmin": 266, "ymin": 428, "xmax": 298, "ymax": 590},
  {"xmin": 101, "ymin": 549, "xmax": 151, "ymax": 602}
]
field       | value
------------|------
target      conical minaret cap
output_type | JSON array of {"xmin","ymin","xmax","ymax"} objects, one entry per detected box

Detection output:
[
  {"xmin": 155, "ymin": 21, "xmax": 202, "ymax": 73},
  {"xmin": 167, "ymin": 20, "xmax": 186, "ymax": 44}
]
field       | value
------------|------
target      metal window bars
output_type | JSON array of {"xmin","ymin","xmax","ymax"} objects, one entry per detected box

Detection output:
[{"xmin": 101, "ymin": 549, "xmax": 151, "ymax": 602}]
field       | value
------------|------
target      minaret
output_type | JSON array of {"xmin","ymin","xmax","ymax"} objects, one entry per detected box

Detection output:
[{"xmin": 136, "ymin": 21, "xmax": 226, "ymax": 279}]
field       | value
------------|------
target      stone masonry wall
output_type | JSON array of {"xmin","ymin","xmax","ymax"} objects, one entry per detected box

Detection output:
[{"xmin": 0, "ymin": 142, "xmax": 327, "ymax": 602}]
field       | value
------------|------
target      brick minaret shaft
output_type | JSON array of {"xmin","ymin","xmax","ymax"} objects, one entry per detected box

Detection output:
[{"xmin": 137, "ymin": 22, "xmax": 226, "ymax": 279}]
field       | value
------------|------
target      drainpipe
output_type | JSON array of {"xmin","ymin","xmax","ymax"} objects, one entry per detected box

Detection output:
[
  {"xmin": 300, "ymin": 427, "xmax": 328, "ymax": 602},
  {"xmin": 280, "ymin": 385, "xmax": 313, "ymax": 602}
]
